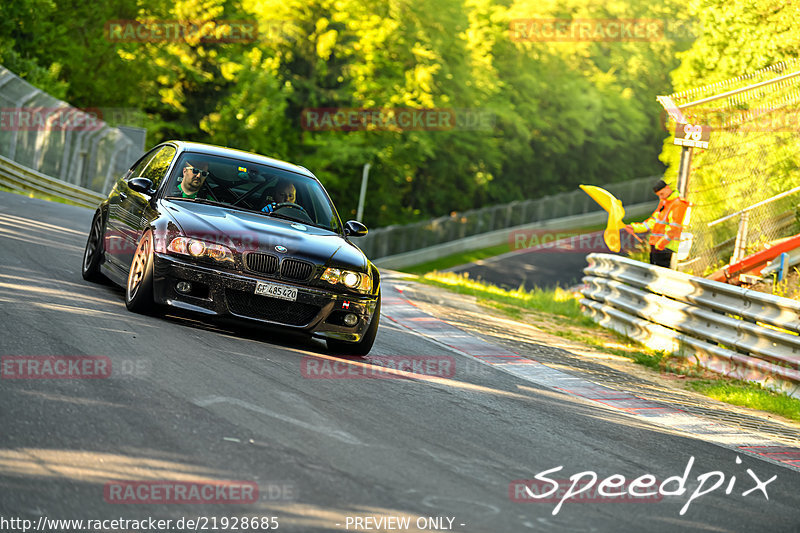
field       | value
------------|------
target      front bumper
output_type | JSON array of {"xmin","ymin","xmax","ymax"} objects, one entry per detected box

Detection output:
[{"xmin": 152, "ymin": 254, "xmax": 379, "ymax": 341}]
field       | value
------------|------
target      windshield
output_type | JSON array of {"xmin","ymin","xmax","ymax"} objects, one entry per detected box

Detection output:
[{"xmin": 164, "ymin": 152, "xmax": 343, "ymax": 232}]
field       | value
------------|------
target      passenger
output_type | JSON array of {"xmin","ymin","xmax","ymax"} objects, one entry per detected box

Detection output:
[
  {"xmin": 272, "ymin": 179, "xmax": 296, "ymax": 203},
  {"xmin": 262, "ymin": 179, "xmax": 297, "ymax": 213}
]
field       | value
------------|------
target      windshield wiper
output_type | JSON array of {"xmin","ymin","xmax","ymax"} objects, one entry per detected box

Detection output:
[
  {"xmin": 165, "ymin": 197, "xmax": 236, "ymax": 209},
  {"xmin": 262, "ymin": 211, "xmax": 330, "ymax": 231}
]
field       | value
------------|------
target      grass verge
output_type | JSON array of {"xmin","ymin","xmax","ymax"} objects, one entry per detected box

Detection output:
[
  {"xmin": 0, "ymin": 184, "xmax": 85, "ymax": 207},
  {"xmin": 687, "ymin": 380, "xmax": 800, "ymax": 422},
  {"xmin": 414, "ymin": 270, "xmax": 800, "ymax": 423},
  {"xmin": 418, "ymin": 270, "xmax": 593, "ymax": 325}
]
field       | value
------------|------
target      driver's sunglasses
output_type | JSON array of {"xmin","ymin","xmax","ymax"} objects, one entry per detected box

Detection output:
[{"xmin": 185, "ymin": 165, "xmax": 209, "ymax": 178}]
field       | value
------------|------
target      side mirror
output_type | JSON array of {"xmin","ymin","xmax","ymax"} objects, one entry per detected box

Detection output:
[
  {"xmin": 344, "ymin": 220, "xmax": 368, "ymax": 237},
  {"xmin": 128, "ymin": 177, "xmax": 154, "ymax": 195}
]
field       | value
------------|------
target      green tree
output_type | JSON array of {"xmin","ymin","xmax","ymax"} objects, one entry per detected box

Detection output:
[{"xmin": 1, "ymin": 0, "xmax": 699, "ymax": 228}]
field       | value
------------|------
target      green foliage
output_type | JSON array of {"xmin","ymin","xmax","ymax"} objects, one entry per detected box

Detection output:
[
  {"xmin": 687, "ymin": 379, "xmax": 800, "ymax": 422},
  {"xmin": 661, "ymin": 0, "xmax": 800, "ymax": 203},
  {"xmin": 654, "ymin": 0, "xmax": 800, "ymax": 275},
  {"xmin": 1, "ymin": 0, "xmax": 692, "ymax": 227},
  {"xmin": 670, "ymin": 0, "xmax": 800, "ymax": 88}
]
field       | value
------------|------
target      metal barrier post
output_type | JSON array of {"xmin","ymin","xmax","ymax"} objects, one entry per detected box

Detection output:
[{"xmin": 779, "ymin": 252, "xmax": 788, "ymax": 282}]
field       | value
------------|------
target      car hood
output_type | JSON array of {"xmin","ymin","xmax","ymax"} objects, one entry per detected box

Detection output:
[{"xmin": 159, "ymin": 199, "xmax": 367, "ymax": 270}]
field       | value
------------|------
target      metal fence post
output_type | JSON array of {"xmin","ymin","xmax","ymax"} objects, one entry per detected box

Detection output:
[{"xmin": 731, "ymin": 211, "xmax": 750, "ymax": 265}]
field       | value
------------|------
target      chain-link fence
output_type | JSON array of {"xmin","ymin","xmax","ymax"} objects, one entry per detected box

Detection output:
[
  {"xmin": 0, "ymin": 65, "xmax": 144, "ymax": 195},
  {"xmin": 658, "ymin": 60, "xmax": 800, "ymax": 277},
  {"xmin": 360, "ymin": 175, "xmax": 658, "ymax": 259}
]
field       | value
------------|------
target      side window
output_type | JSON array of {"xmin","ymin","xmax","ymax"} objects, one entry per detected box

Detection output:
[
  {"xmin": 126, "ymin": 148, "xmax": 160, "ymax": 180},
  {"xmin": 140, "ymin": 145, "xmax": 177, "ymax": 190}
]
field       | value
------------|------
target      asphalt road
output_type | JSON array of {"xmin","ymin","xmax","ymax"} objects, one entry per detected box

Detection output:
[{"xmin": 1, "ymin": 191, "xmax": 799, "ymax": 533}]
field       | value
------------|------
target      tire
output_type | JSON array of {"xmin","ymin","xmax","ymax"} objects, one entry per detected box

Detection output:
[
  {"xmin": 82, "ymin": 211, "xmax": 106, "ymax": 282},
  {"xmin": 125, "ymin": 230, "xmax": 156, "ymax": 314},
  {"xmin": 327, "ymin": 293, "xmax": 381, "ymax": 356}
]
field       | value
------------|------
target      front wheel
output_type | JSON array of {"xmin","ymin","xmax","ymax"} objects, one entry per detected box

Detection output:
[
  {"xmin": 126, "ymin": 230, "xmax": 156, "ymax": 314},
  {"xmin": 82, "ymin": 211, "xmax": 106, "ymax": 282},
  {"xmin": 327, "ymin": 294, "xmax": 381, "ymax": 356}
]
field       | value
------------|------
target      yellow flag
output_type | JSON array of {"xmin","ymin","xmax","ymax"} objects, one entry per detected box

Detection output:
[{"xmin": 579, "ymin": 185, "xmax": 626, "ymax": 252}]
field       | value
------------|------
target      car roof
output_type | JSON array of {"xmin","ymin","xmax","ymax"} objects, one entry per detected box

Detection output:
[{"xmin": 168, "ymin": 141, "xmax": 317, "ymax": 180}]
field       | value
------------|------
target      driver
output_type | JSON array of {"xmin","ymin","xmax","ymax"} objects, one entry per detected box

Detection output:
[
  {"xmin": 262, "ymin": 179, "xmax": 297, "ymax": 213},
  {"xmin": 177, "ymin": 160, "xmax": 210, "ymax": 199}
]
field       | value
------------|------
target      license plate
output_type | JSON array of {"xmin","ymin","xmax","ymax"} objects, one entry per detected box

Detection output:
[{"xmin": 255, "ymin": 281, "xmax": 298, "ymax": 301}]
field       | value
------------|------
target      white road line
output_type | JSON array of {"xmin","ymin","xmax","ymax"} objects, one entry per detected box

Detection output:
[{"xmin": 383, "ymin": 283, "xmax": 800, "ymax": 472}]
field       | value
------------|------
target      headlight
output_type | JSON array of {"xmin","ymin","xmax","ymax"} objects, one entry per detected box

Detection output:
[
  {"xmin": 321, "ymin": 267, "xmax": 371, "ymax": 293},
  {"xmin": 167, "ymin": 237, "xmax": 234, "ymax": 264},
  {"xmin": 341, "ymin": 271, "xmax": 360, "ymax": 288}
]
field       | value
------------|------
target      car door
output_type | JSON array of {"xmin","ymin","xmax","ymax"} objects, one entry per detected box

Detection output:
[
  {"xmin": 116, "ymin": 145, "xmax": 177, "ymax": 269},
  {"xmin": 104, "ymin": 147, "xmax": 160, "ymax": 270}
]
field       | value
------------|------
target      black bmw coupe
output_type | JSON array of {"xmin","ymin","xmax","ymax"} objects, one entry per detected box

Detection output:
[{"xmin": 82, "ymin": 141, "xmax": 380, "ymax": 355}]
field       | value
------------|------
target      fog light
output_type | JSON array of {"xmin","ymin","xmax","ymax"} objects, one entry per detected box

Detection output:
[
  {"xmin": 343, "ymin": 313, "xmax": 358, "ymax": 327},
  {"xmin": 176, "ymin": 281, "xmax": 192, "ymax": 293}
]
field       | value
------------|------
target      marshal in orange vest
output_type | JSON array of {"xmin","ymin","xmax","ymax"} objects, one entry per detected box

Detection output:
[{"xmin": 629, "ymin": 182, "xmax": 689, "ymax": 253}]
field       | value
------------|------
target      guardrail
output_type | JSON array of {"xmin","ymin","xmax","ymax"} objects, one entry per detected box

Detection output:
[
  {"xmin": 0, "ymin": 65, "xmax": 144, "ymax": 195},
  {"xmin": 581, "ymin": 253, "xmax": 800, "ymax": 398},
  {"xmin": 360, "ymin": 175, "xmax": 660, "ymax": 260},
  {"xmin": 0, "ymin": 154, "xmax": 105, "ymax": 209}
]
